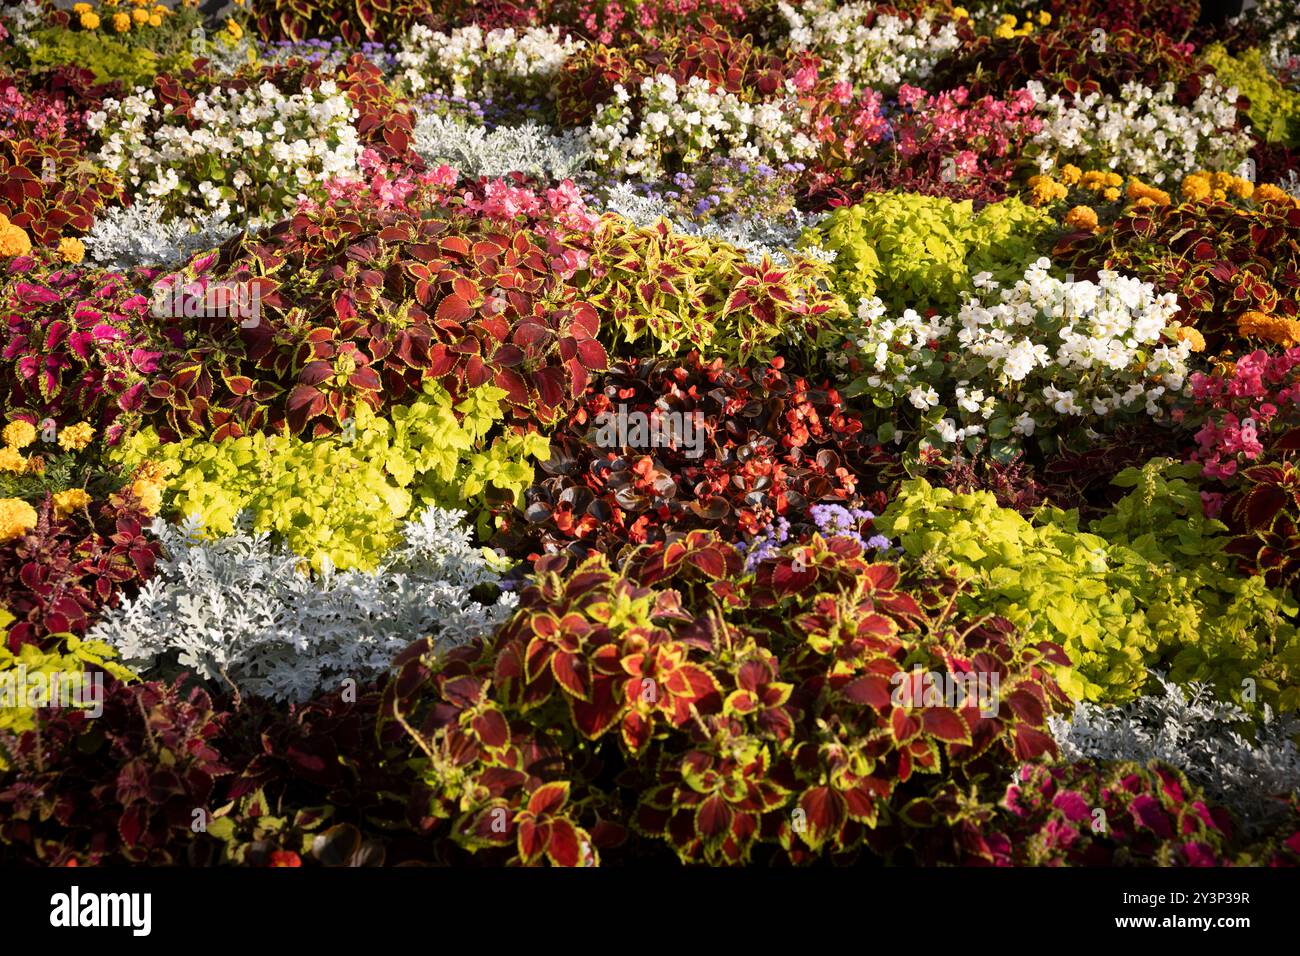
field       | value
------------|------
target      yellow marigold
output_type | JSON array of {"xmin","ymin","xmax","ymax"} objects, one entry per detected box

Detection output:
[
  {"xmin": 225, "ymin": 17, "xmax": 243, "ymax": 40},
  {"xmin": 148, "ymin": 13, "xmax": 161, "ymax": 25},
  {"xmin": 57, "ymin": 422, "xmax": 95, "ymax": 452},
  {"xmin": 131, "ymin": 0, "xmax": 149, "ymax": 6},
  {"xmin": 112, "ymin": 11, "xmax": 130, "ymax": 31},
  {"xmin": 952, "ymin": 6, "xmax": 969, "ymax": 18},
  {"xmin": 57, "ymin": 237, "xmax": 85, "ymax": 265},
  {"xmin": 131, "ymin": 478, "xmax": 163, "ymax": 516},
  {"xmin": 2, "ymin": 420, "xmax": 36, "ymax": 450},
  {"xmin": 73, "ymin": 2, "xmax": 92, "ymax": 13},
  {"xmin": 1103, "ymin": 187, "xmax": 1121, "ymax": 201},
  {"xmin": 1126, "ymin": 179, "xmax": 1171, "ymax": 206},
  {"xmin": 132, "ymin": 7, "xmax": 148, "ymax": 23},
  {"xmin": 1059, "ymin": 164, "xmax": 1082, "ymax": 186},
  {"xmin": 0, "ymin": 499, "xmax": 37, "ymax": 544},
  {"xmin": 1255, "ymin": 183, "xmax": 1294, "ymax": 205},
  {"xmin": 1231, "ymin": 178, "xmax": 1254, "ymax": 199},
  {"xmin": 1171, "ymin": 325, "xmax": 1206, "ymax": 352},
  {"xmin": 0, "ymin": 224, "xmax": 31, "ymax": 258},
  {"xmin": 1027, "ymin": 175, "xmax": 1068, "ymax": 205},
  {"xmin": 1064, "ymin": 205, "xmax": 1099, "ymax": 232},
  {"xmin": 994, "ymin": 23, "xmax": 1015, "ymax": 38},
  {"xmin": 53, "ymin": 488, "xmax": 92, "ymax": 520},
  {"xmin": 0, "ymin": 447, "xmax": 26, "ymax": 474},
  {"xmin": 1212, "ymin": 171, "xmax": 1236, "ymax": 190},
  {"xmin": 1181, "ymin": 174, "xmax": 1211, "ymax": 202},
  {"xmin": 1238, "ymin": 311, "xmax": 1300, "ymax": 347},
  {"xmin": 1038, "ymin": 11, "xmax": 1052, "ymax": 25},
  {"xmin": 80, "ymin": 11, "xmax": 101, "ymax": 28},
  {"xmin": 104, "ymin": 0, "xmax": 118, "ymax": 5}
]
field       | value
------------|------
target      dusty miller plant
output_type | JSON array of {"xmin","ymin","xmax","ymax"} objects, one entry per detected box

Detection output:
[
  {"xmin": 83, "ymin": 200, "xmax": 246, "ymax": 271},
  {"xmin": 1050, "ymin": 673, "xmax": 1300, "ymax": 834},
  {"xmin": 412, "ymin": 111, "xmax": 591, "ymax": 181},
  {"xmin": 88, "ymin": 507, "xmax": 517, "ymax": 704}
]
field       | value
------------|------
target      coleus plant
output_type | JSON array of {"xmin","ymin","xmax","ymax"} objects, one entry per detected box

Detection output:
[
  {"xmin": 0, "ymin": 678, "xmax": 229, "ymax": 866},
  {"xmin": 0, "ymin": 258, "xmax": 175, "ymax": 446},
  {"xmin": 143, "ymin": 175, "xmax": 606, "ymax": 440},
  {"xmin": 383, "ymin": 529, "xmax": 1070, "ymax": 865},
  {"xmin": 0, "ymin": 490, "xmax": 159, "ymax": 651},
  {"xmin": 583, "ymin": 215, "xmax": 849, "ymax": 365},
  {"xmin": 0, "ymin": 137, "xmax": 119, "ymax": 245}
]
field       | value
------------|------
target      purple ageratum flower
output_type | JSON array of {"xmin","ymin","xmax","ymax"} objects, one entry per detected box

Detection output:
[{"xmin": 743, "ymin": 517, "xmax": 790, "ymax": 573}]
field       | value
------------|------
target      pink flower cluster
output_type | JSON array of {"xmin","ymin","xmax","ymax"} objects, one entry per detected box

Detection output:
[
  {"xmin": 0, "ymin": 83, "xmax": 77, "ymax": 143},
  {"xmin": 461, "ymin": 178, "xmax": 596, "ymax": 279},
  {"xmin": 1188, "ymin": 348, "xmax": 1300, "ymax": 483}
]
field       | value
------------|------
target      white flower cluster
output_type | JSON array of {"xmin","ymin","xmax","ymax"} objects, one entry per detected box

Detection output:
[
  {"xmin": 86, "ymin": 80, "xmax": 362, "ymax": 227},
  {"xmin": 1029, "ymin": 77, "xmax": 1254, "ymax": 184},
  {"xmin": 1, "ymin": 0, "xmax": 44, "ymax": 50},
  {"xmin": 396, "ymin": 23, "xmax": 582, "ymax": 100},
  {"xmin": 588, "ymin": 74, "xmax": 815, "ymax": 179},
  {"xmin": 599, "ymin": 181, "xmax": 832, "ymax": 267},
  {"xmin": 84, "ymin": 199, "xmax": 246, "ymax": 270},
  {"xmin": 1052, "ymin": 674, "xmax": 1300, "ymax": 835},
  {"xmin": 777, "ymin": 0, "xmax": 961, "ymax": 88},
  {"xmin": 88, "ymin": 507, "xmax": 517, "ymax": 704},
  {"xmin": 412, "ymin": 110, "xmax": 591, "ymax": 181},
  {"xmin": 842, "ymin": 259, "xmax": 1190, "ymax": 449}
]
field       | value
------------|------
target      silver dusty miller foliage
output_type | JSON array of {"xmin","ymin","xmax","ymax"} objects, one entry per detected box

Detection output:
[
  {"xmin": 82, "ymin": 200, "xmax": 245, "ymax": 271},
  {"xmin": 89, "ymin": 507, "xmax": 517, "ymax": 704},
  {"xmin": 1050, "ymin": 673, "xmax": 1300, "ymax": 834},
  {"xmin": 412, "ymin": 110, "xmax": 591, "ymax": 181}
]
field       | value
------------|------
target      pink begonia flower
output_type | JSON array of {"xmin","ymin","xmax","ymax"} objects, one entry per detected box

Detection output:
[{"xmin": 793, "ymin": 64, "xmax": 818, "ymax": 92}]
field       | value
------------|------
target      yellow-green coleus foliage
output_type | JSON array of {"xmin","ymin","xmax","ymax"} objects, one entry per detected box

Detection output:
[
  {"xmin": 585, "ymin": 215, "xmax": 851, "ymax": 365},
  {"xmin": 0, "ymin": 607, "xmax": 135, "ymax": 771},
  {"xmin": 805, "ymin": 192, "xmax": 1055, "ymax": 312},
  {"xmin": 875, "ymin": 461, "xmax": 1300, "ymax": 712},
  {"xmin": 111, "ymin": 382, "xmax": 549, "ymax": 571},
  {"xmin": 1203, "ymin": 44, "xmax": 1300, "ymax": 147}
]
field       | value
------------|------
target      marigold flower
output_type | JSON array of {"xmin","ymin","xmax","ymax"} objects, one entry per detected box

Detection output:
[
  {"xmin": 73, "ymin": 3, "xmax": 92, "ymax": 13},
  {"xmin": 0, "ymin": 223, "xmax": 31, "ymax": 258},
  {"xmin": 0, "ymin": 499, "xmax": 37, "ymax": 544},
  {"xmin": 57, "ymin": 422, "xmax": 95, "ymax": 452},
  {"xmin": 1255, "ymin": 183, "xmax": 1295, "ymax": 206},
  {"xmin": 1126, "ymin": 179, "xmax": 1171, "ymax": 207},
  {"xmin": 131, "ymin": 478, "xmax": 164, "ymax": 516},
  {"xmin": 225, "ymin": 18, "xmax": 243, "ymax": 39},
  {"xmin": 112, "ymin": 11, "xmax": 130, "ymax": 31},
  {"xmin": 1238, "ymin": 310, "xmax": 1300, "ymax": 347},
  {"xmin": 53, "ymin": 488, "xmax": 92, "ymax": 519},
  {"xmin": 1230, "ymin": 177, "xmax": 1254, "ymax": 199},
  {"xmin": 1170, "ymin": 325, "xmax": 1206, "ymax": 352},
  {"xmin": 3, "ymin": 420, "xmax": 36, "ymax": 450},
  {"xmin": 1064, "ymin": 205, "xmax": 1099, "ymax": 232},
  {"xmin": 131, "ymin": 7, "xmax": 148, "ymax": 23},
  {"xmin": 1027, "ymin": 175, "xmax": 1068, "ymax": 205},
  {"xmin": 1059, "ymin": 164, "xmax": 1082, "ymax": 186},
  {"xmin": 148, "ymin": 13, "xmax": 161, "ymax": 25},
  {"xmin": 80, "ymin": 11, "xmax": 101, "ymax": 29},
  {"xmin": 1103, "ymin": 187, "xmax": 1120, "ymax": 201},
  {"xmin": 1181, "ymin": 173, "xmax": 1211, "ymax": 202},
  {"xmin": 0, "ymin": 447, "xmax": 26, "ymax": 474},
  {"xmin": 57, "ymin": 237, "xmax": 85, "ymax": 264}
]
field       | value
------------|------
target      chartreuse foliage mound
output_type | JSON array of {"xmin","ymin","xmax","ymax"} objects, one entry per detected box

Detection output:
[
  {"xmin": 110, "ymin": 382, "xmax": 548, "ymax": 572},
  {"xmin": 805, "ymin": 192, "xmax": 1055, "ymax": 311},
  {"xmin": 875, "ymin": 460, "xmax": 1300, "ymax": 711}
]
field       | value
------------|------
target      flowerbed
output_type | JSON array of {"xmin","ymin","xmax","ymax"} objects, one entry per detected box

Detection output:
[{"xmin": 1, "ymin": 0, "xmax": 1298, "ymax": 869}]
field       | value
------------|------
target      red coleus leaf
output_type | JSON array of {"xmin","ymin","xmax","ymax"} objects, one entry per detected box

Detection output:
[
  {"xmin": 528, "ymin": 781, "xmax": 570, "ymax": 817},
  {"xmin": 921, "ymin": 708, "xmax": 972, "ymax": 744},
  {"xmin": 435, "ymin": 293, "xmax": 474, "ymax": 324}
]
